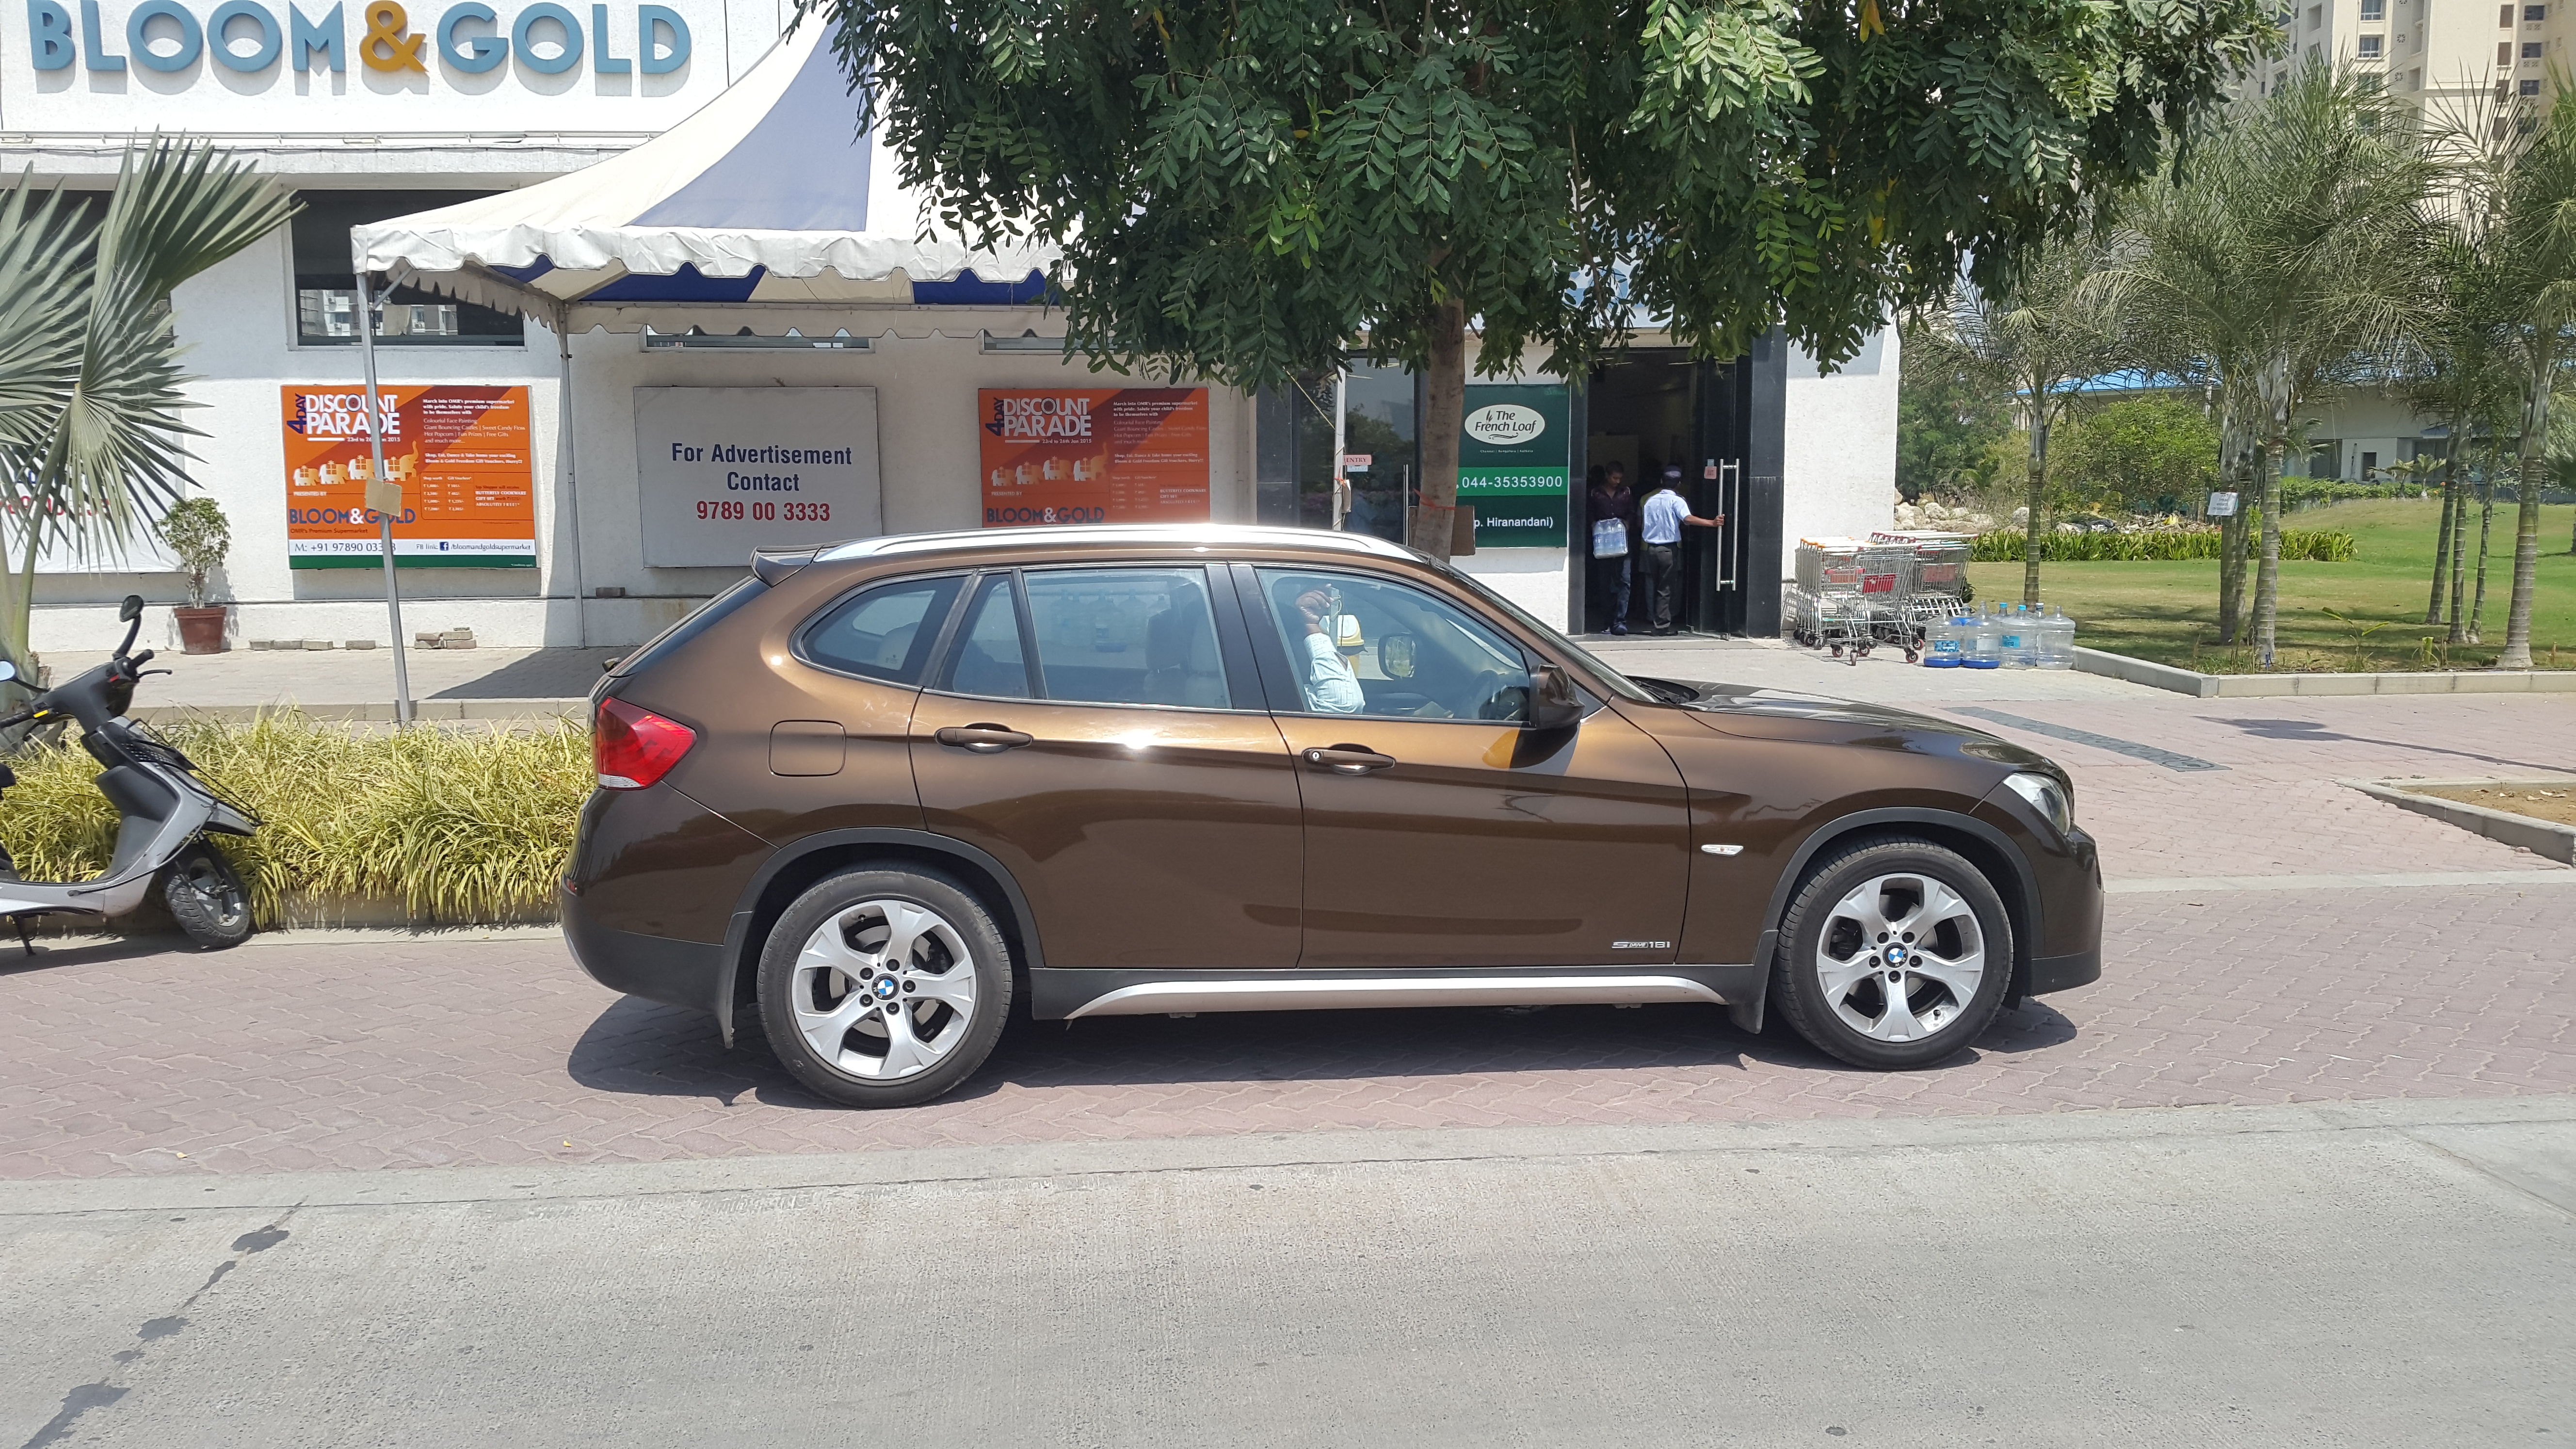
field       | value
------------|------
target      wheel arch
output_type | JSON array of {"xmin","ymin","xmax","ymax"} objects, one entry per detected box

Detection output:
[
  {"xmin": 1759, "ymin": 807, "xmax": 2041, "ymax": 1005},
  {"xmin": 718, "ymin": 829, "xmax": 1046, "ymax": 1045}
]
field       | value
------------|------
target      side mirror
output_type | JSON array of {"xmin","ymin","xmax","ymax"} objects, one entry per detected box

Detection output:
[
  {"xmin": 119, "ymin": 594, "xmax": 144, "ymax": 623},
  {"xmin": 1526, "ymin": 664, "xmax": 1583, "ymax": 731},
  {"xmin": 0, "ymin": 660, "xmax": 16, "ymax": 684}
]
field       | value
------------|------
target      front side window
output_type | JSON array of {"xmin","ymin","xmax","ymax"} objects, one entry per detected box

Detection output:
[
  {"xmin": 1253, "ymin": 569, "xmax": 1534, "ymax": 723},
  {"xmin": 801, "ymin": 575, "xmax": 962, "ymax": 684},
  {"xmin": 292, "ymin": 190, "xmax": 527, "ymax": 346},
  {"xmin": 1022, "ymin": 568, "xmax": 1233, "ymax": 709}
]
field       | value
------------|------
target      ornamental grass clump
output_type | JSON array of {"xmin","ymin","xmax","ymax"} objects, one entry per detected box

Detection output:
[{"xmin": 0, "ymin": 712, "xmax": 591, "ymax": 927}]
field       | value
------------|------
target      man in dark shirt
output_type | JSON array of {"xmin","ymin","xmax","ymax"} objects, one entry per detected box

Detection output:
[{"xmin": 1585, "ymin": 463, "xmax": 1639, "ymax": 634}]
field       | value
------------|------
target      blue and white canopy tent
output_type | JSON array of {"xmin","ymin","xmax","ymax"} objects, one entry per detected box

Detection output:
[{"xmin": 340, "ymin": 21, "xmax": 1055, "ymax": 716}]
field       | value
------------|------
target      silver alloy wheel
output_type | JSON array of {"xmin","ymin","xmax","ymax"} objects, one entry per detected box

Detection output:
[
  {"xmin": 790, "ymin": 899, "xmax": 981, "ymax": 1081},
  {"xmin": 1813, "ymin": 871, "xmax": 1986, "ymax": 1044}
]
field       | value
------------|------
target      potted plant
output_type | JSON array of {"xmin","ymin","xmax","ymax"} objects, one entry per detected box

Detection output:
[{"xmin": 160, "ymin": 497, "xmax": 231, "ymax": 655}]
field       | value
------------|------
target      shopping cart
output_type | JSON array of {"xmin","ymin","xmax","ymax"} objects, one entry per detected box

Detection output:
[
  {"xmin": 1864, "ymin": 531, "xmax": 1974, "ymax": 663},
  {"xmin": 1785, "ymin": 584, "xmax": 1872, "ymax": 663}
]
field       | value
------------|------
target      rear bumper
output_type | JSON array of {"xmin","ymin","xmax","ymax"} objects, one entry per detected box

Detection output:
[{"xmin": 561, "ymin": 882, "xmax": 727, "ymax": 1017}]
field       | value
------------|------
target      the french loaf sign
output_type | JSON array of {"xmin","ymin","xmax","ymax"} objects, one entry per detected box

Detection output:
[{"xmin": 1457, "ymin": 383, "xmax": 1570, "ymax": 549}]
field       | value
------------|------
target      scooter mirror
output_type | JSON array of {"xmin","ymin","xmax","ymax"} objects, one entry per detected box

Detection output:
[
  {"xmin": 118, "ymin": 594, "xmax": 144, "ymax": 623},
  {"xmin": 0, "ymin": 660, "xmax": 16, "ymax": 684}
]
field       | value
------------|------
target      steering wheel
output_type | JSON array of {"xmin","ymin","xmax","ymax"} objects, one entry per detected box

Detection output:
[{"xmin": 1465, "ymin": 669, "xmax": 1504, "ymax": 719}]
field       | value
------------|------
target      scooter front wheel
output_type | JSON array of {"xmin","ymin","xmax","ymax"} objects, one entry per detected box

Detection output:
[{"xmin": 162, "ymin": 841, "xmax": 252, "ymax": 950}]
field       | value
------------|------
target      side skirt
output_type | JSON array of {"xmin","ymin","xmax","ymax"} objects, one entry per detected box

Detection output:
[{"xmin": 1030, "ymin": 964, "xmax": 1766, "ymax": 1022}]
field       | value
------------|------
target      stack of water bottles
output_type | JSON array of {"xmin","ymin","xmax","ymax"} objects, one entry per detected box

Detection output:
[{"xmin": 1921, "ymin": 603, "xmax": 2078, "ymax": 670}]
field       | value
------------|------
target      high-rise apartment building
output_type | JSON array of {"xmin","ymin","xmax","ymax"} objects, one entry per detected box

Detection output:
[{"xmin": 2245, "ymin": 0, "xmax": 2573, "ymax": 117}]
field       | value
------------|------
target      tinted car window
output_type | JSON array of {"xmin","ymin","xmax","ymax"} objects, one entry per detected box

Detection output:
[
  {"xmin": 946, "ymin": 574, "xmax": 1034, "ymax": 698},
  {"xmin": 1024, "ymin": 568, "xmax": 1233, "ymax": 709},
  {"xmin": 802, "ymin": 574, "xmax": 962, "ymax": 684},
  {"xmin": 1253, "ymin": 568, "xmax": 1532, "ymax": 722}
]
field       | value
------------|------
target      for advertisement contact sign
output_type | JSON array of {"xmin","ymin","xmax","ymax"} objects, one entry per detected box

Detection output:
[{"xmin": 633, "ymin": 387, "xmax": 881, "ymax": 566}]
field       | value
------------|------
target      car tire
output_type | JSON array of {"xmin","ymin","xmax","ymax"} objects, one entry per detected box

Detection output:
[
  {"xmin": 1770, "ymin": 836, "xmax": 2012, "ymax": 1070},
  {"xmin": 754, "ymin": 866, "xmax": 1012, "ymax": 1108}
]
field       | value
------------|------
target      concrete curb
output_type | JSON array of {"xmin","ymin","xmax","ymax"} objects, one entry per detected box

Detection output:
[
  {"xmin": 2, "ymin": 1093, "xmax": 2569, "ymax": 1215},
  {"xmin": 131, "ymin": 697, "xmax": 588, "ymax": 724},
  {"xmin": 2074, "ymin": 646, "xmax": 2576, "ymax": 698},
  {"xmin": 2343, "ymin": 777, "xmax": 2576, "ymax": 864}
]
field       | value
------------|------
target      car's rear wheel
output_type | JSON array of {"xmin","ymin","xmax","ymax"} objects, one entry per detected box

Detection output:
[
  {"xmin": 754, "ymin": 866, "xmax": 1012, "ymax": 1108},
  {"xmin": 1771, "ymin": 837, "xmax": 2012, "ymax": 1070}
]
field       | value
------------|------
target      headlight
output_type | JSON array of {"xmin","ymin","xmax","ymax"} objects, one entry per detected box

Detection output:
[{"xmin": 2002, "ymin": 772, "xmax": 2074, "ymax": 836}]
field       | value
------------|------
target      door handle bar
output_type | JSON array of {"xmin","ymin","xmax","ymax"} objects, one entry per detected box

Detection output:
[
  {"xmin": 936, "ymin": 724, "xmax": 1033, "ymax": 753},
  {"xmin": 1302, "ymin": 745, "xmax": 1395, "ymax": 774}
]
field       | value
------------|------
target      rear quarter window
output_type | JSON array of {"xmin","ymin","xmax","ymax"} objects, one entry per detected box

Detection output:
[{"xmin": 799, "ymin": 574, "xmax": 965, "ymax": 684}]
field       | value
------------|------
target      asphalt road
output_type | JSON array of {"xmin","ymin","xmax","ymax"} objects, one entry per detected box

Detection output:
[{"xmin": 5, "ymin": 1096, "xmax": 2571, "ymax": 1448}]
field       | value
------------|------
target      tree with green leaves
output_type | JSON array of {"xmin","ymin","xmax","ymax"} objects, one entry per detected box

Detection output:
[
  {"xmin": 1895, "ymin": 324, "xmax": 2014, "ymax": 502},
  {"xmin": 2094, "ymin": 64, "xmax": 2431, "ymax": 664},
  {"xmin": 2433, "ymin": 82, "xmax": 2576, "ymax": 669},
  {"xmin": 0, "ymin": 139, "xmax": 295, "ymax": 678},
  {"xmin": 1913, "ymin": 230, "xmax": 2125, "ymax": 604},
  {"xmin": 829, "ymin": 0, "xmax": 2270, "ymax": 560},
  {"xmin": 2049, "ymin": 393, "xmax": 2220, "ymax": 514}
]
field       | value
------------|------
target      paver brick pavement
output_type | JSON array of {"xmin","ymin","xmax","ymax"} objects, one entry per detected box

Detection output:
[{"xmin": 1, "ymin": 877, "xmax": 2568, "ymax": 1179}]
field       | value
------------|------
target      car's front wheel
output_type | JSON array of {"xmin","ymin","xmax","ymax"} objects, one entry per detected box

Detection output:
[
  {"xmin": 754, "ymin": 866, "xmax": 1012, "ymax": 1108},
  {"xmin": 1771, "ymin": 837, "xmax": 2013, "ymax": 1069}
]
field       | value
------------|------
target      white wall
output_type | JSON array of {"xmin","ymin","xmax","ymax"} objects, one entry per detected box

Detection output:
[
  {"xmin": 1780, "ymin": 328, "xmax": 1900, "ymax": 575},
  {"xmin": 32, "ymin": 267, "xmax": 1257, "ymax": 651}
]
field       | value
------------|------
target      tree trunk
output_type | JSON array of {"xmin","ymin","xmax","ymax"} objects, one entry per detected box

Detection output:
[
  {"xmin": 2501, "ymin": 452, "xmax": 2546, "ymax": 669},
  {"xmin": 1412, "ymin": 298, "xmax": 1467, "ymax": 563},
  {"xmin": 2426, "ymin": 444, "xmax": 2458, "ymax": 625},
  {"xmin": 2022, "ymin": 413, "xmax": 2048, "ymax": 606},
  {"xmin": 2220, "ymin": 440, "xmax": 2258, "ymax": 646},
  {"xmin": 2215, "ymin": 424, "xmax": 2241, "ymax": 643},
  {"xmin": 2470, "ymin": 479, "xmax": 2494, "ymax": 645},
  {"xmin": 2448, "ymin": 466, "xmax": 2472, "ymax": 642},
  {"xmin": 2253, "ymin": 435, "xmax": 2285, "ymax": 668}
]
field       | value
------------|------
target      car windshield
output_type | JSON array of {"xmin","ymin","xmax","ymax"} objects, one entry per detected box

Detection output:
[{"xmin": 1430, "ymin": 560, "xmax": 1657, "ymax": 704}]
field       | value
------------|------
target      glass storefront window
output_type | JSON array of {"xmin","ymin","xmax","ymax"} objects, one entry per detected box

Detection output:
[
  {"xmin": 292, "ymin": 190, "xmax": 527, "ymax": 347},
  {"xmin": 1254, "ymin": 362, "xmax": 1416, "ymax": 542}
]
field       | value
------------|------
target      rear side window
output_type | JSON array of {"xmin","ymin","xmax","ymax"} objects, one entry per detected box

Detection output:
[
  {"xmin": 1024, "ymin": 567, "xmax": 1233, "ymax": 709},
  {"xmin": 801, "ymin": 575, "xmax": 962, "ymax": 684}
]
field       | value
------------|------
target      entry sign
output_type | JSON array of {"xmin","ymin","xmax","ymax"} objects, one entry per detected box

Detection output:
[
  {"xmin": 635, "ymin": 387, "xmax": 883, "ymax": 566},
  {"xmin": 1343, "ymin": 453, "xmax": 1372, "ymax": 474},
  {"xmin": 1457, "ymin": 382, "xmax": 1570, "ymax": 548},
  {"xmin": 2208, "ymin": 491, "xmax": 2240, "ymax": 518}
]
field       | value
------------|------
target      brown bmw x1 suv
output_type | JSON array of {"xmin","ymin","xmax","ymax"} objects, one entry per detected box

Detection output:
[{"xmin": 564, "ymin": 525, "xmax": 2100, "ymax": 1107}]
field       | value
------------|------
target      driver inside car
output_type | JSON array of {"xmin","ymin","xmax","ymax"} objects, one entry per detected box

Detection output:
[{"xmin": 1291, "ymin": 588, "xmax": 1367, "ymax": 714}]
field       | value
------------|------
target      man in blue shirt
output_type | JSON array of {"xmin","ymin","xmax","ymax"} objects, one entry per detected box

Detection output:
[{"xmin": 1638, "ymin": 465, "xmax": 1724, "ymax": 634}]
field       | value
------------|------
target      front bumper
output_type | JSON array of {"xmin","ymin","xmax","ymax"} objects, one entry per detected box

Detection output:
[{"xmin": 2028, "ymin": 944, "xmax": 2102, "ymax": 997}]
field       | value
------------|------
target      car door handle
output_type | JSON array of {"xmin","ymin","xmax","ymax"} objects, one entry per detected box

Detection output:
[
  {"xmin": 935, "ymin": 724, "xmax": 1033, "ymax": 753},
  {"xmin": 1302, "ymin": 745, "xmax": 1395, "ymax": 775}
]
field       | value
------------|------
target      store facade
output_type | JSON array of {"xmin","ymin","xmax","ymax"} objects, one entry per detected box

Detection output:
[{"xmin": 4, "ymin": 0, "xmax": 1897, "ymax": 651}]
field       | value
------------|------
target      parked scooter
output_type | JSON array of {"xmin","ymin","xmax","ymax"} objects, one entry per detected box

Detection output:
[{"xmin": 0, "ymin": 595, "xmax": 258, "ymax": 950}]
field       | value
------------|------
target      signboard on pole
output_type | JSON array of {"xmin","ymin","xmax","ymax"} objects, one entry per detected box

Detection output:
[
  {"xmin": 2207, "ymin": 491, "xmax": 2240, "ymax": 518},
  {"xmin": 979, "ymin": 387, "xmax": 1210, "ymax": 526},
  {"xmin": 1456, "ymin": 382, "xmax": 1570, "ymax": 548},
  {"xmin": 282, "ymin": 385, "xmax": 535, "ymax": 567},
  {"xmin": 634, "ymin": 387, "xmax": 883, "ymax": 566}
]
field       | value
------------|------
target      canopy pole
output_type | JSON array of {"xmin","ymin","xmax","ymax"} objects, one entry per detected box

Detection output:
[
  {"xmin": 1330, "ymin": 367, "xmax": 1349, "ymax": 531},
  {"xmin": 354, "ymin": 271, "xmax": 414, "ymax": 729},
  {"xmin": 554, "ymin": 309, "xmax": 588, "ymax": 647}
]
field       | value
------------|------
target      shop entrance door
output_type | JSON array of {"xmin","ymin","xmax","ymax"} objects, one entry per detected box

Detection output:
[{"xmin": 1578, "ymin": 347, "xmax": 1781, "ymax": 636}]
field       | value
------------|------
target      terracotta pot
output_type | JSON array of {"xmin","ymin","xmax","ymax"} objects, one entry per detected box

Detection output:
[{"xmin": 174, "ymin": 605, "xmax": 229, "ymax": 655}]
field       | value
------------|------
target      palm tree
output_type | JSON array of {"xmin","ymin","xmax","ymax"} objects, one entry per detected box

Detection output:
[
  {"xmin": 2095, "ymin": 64, "xmax": 2433, "ymax": 664},
  {"xmin": 2434, "ymin": 80, "xmax": 2576, "ymax": 669},
  {"xmin": 1916, "ymin": 231, "xmax": 2125, "ymax": 606},
  {"xmin": 0, "ymin": 139, "xmax": 296, "ymax": 681}
]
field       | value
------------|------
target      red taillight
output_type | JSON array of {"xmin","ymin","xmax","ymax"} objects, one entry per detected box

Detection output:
[{"xmin": 595, "ymin": 697, "xmax": 695, "ymax": 790}]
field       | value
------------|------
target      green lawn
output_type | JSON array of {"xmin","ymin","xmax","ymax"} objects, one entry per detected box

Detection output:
[{"xmin": 1964, "ymin": 499, "xmax": 2576, "ymax": 673}]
